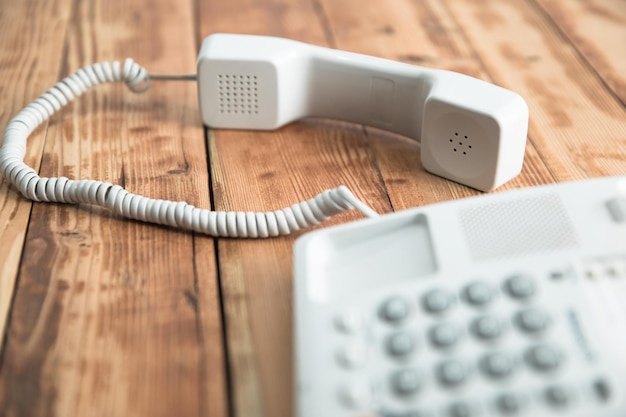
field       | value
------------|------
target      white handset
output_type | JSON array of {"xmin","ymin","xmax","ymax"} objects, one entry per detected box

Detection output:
[{"xmin": 197, "ymin": 34, "xmax": 529, "ymax": 191}]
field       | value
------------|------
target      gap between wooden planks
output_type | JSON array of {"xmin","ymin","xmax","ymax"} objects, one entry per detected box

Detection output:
[{"xmin": 0, "ymin": 0, "xmax": 228, "ymax": 416}]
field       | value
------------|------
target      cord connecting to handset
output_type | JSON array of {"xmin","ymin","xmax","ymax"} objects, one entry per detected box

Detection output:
[
  {"xmin": 0, "ymin": 59, "xmax": 377, "ymax": 238},
  {"xmin": 148, "ymin": 73, "xmax": 197, "ymax": 81}
]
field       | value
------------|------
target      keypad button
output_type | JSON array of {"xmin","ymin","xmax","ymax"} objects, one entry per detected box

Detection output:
[
  {"xmin": 592, "ymin": 378, "xmax": 612, "ymax": 402},
  {"xmin": 447, "ymin": 401, "xmax": 477, "ymax": 417},
  {"xmin": 390, "ymin": 368, "xmax": 423, "ymax": 396},
  {"xmin": 495, "ymin": 392, "xmax": 524, "ymax": 414},
  {"xmin": 437, "ymin": 360, "xmax": 469, "ymax": 387},
  {"xmin": 470, "ymin": 315, "xmax": 504, "ymax": 341},
  {"xmin": 479, "ymin": 352, "xmax": 515, "ymax": 379},
  {"xmin": 429, "ymin": 323, "xmax": 461, "ymax": 349},
  {"xmin": 606, "ymin": 196, "xmax": 626, "ymax": 223},
  {"xmin": 462, "ymin": 282, "xmax": 494, "ymax": 307},
  {"xmin": 503, "ymin": 275, "xmax": 536, "ymax": 300},
  {"xmin": 422, "ymin": 289, "xmax": 455, "ymax": 314},
  {"xmin": 380, "ymin": 297, "xmax": 410, "ymax": 324},
  {"xmin": 514, "ymin": 308, "xmax": 550, "ymax": 334},
  {"xmin": 336, "ymin": 341, "xmax": 368, "ymax": 368},
  {"xmin": 334, "ymin": 309, "xmax": 363, "ymax": 334},
  {"xmin": 338, "ymin": 382, "xmax": 372, "ymax": 408},
  {"xmin": 386, "ymin": 332, "xmax": 416, "ymax": 358},
  {"xmin": 525, "ymin": 344, "xmax": 561, "ymax": 372},
  {"xmin": 544, "ymin": 385, "xmax": 571, "ymax": 408}
]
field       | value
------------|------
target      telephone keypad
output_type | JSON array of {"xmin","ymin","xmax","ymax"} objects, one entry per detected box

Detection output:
[{"xmin": 329, "ymin": 264, "xmax": 621, "ymax": 417}]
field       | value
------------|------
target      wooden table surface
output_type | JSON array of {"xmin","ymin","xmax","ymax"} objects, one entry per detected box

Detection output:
[{"xmin": 0, "ymin": 0, "xmax": 624, "ymax": 416}]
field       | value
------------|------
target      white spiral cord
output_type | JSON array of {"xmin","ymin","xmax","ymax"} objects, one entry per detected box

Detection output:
[{"xmin": 0, "ymin": 59, "xmax": 378, "ymax": 237}]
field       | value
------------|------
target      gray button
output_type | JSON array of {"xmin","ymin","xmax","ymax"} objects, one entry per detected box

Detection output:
[
  {"xmin": 514, "ymin": 308, "xmax": 550, "ymax": 334},
  {"xmin": 422, "ymin": 289, "xmax": 455, "ymax": 314},
  {"xmin": 606, "ymin": 197, "xmax": 626, "ymax": 223},
  {"xmin": 429, "ymin": 323, "xmax": 461, "ymax": 348},
  {"xmin": 390, "ymin": 368, "xmax": 423, "ymax": 396},
  {"xmin": 544, "ymin": 385, "xmax": 571, "ymax": 408},
  {"xmin": 592, "ymin": 378, "xmax": 612, "ymax": 402},
  {"xmin": 525, "ymin": 345, "xmax": 561, "ymax": 372},
  {"xmin": 447, "ymin": 402, "xmax": 476, "ymax": 417},
  {"xmin": 462, "ymin": 282, "xmax": 494, "ymax": 306},
  {"xmin": 471, "ymin": 315, "xmax": 504, "ymax": 341},
  {"xmin": 479, "ymin": 352, "xmax": 515, "ymax": 378},
  {"xmin": 386, "ymin": 332, "xmax": 416, "ymax": 358},
  {"xmin": 437, "ymin": 360, "xmax": 469, "ymax": 387},
  {"xmin": 380, "ymin": 297, "xmax": 410, "ymax": 323},
  {"xmin": 503, "ymin": 275, "xmax": 536, "ymax": 300},
  {"xmin": 495, "ymin": 392, "xmax": 524, "ymax": 414}
]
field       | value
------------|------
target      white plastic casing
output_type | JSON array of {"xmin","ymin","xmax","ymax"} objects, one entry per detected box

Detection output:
[
  {"xmin": 294, "ymin": 175, "xmax": 626, "ymax": 417},
  {"xmin": 197, "ymin": 34, "xmax": 529, "ymax": 191}
]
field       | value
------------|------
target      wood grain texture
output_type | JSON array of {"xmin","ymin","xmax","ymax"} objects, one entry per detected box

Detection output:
[
  {"xmin": 445, "ymin": 0, "xmax": 626, "ymax": 182},
  {"xmin": 198, "ymin": 1, "xmax": 392, "ymax": 415},
  {"xmin": 0, "ymin": 0, "xmax": 73, "ymax": 351},
  {"xmin": 533, "ymin": 0, "xmax": 626, "ymax": 104},
  {"xmin": 0, "ymin": 1, "xmax": 624, "ymax": 417},
  {"xmin": 0, "ymin": 0, "xmax": 227, "ymax": 416}
]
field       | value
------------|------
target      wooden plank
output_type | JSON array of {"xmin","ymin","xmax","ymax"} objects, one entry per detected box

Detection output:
[
  {"xmin": 0, "ymin": 0, "xmax": 73, "ymax": 353},
  {"xmin": 0, "ymin": 0, "xmax": 228, "ymax": 416},
  {"xmin": 205, "ymin": 121, "xmax": 390, "ymax": 417},
  {"xmin": 198, "ymin": 1, "xmax": 392, "ymax": 416},
  {"xmin": 444, "ymin": 0, "xmax": 626, "ymax": 181},
  {"xmin": 533, "ymin": 0, "xmax": 626, "ymax": 104}
]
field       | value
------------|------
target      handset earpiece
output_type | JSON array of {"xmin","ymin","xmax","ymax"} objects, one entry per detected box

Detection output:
[{"xmin": 197, "ymin": 34, "xmax": 529, "ymax": 192}]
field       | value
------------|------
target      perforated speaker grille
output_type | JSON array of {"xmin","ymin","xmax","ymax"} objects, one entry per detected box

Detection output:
[
  {"xmin": 217, "ymin": 74, "xmax": 258, "ymax": 115},
  {"xmin": 460, "ymin": 193, "xmax": 579, "ymax": 260}
]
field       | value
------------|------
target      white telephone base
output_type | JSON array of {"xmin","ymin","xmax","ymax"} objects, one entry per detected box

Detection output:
[{"xmin": 294, "ymin": 175, "xmax": 626, "ymax": 417}]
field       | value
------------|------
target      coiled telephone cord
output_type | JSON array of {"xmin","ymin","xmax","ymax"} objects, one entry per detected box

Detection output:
[{"xmin": 0, "ymin": 59, "xmax": 378, "ymax": 237}]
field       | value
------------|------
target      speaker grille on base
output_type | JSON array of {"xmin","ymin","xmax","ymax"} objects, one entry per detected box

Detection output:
[
  {"xmin": 217, "ymin": 74, "xmax": 258, "ymax": 115},
  {"xmin": 460, "ymin": 193, "xmax": 579, "ymax": 260}
]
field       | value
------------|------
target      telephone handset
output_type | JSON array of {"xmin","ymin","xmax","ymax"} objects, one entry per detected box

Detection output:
[{"xmin": 197, "ymin": 34, "xmax": 529, "ymax": 192}]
